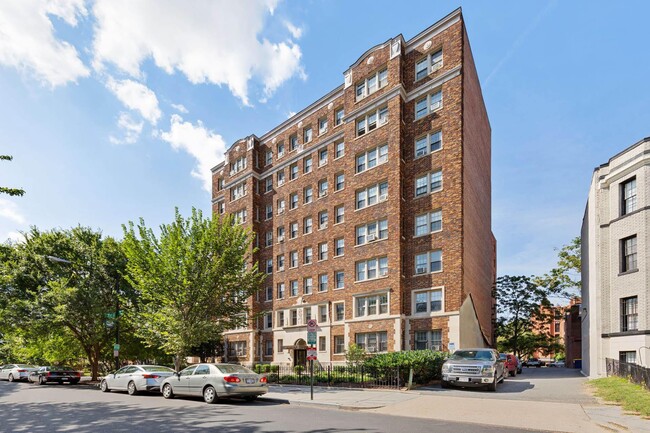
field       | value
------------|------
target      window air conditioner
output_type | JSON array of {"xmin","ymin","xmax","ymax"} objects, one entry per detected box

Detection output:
[
  {"xmin": 379, "ymin": 194, "xmax": 388, "ymax": 202},
  {"xmin": 367, "ymin": 234, "xmax": 377, "ymax": 242},
  {"xmin": 278, "ymin": 235, "xmax": 285, "ymax": 243},
  {"xmin": 415, "ymin": 267, "xmax": 427, "ymax": 275}
]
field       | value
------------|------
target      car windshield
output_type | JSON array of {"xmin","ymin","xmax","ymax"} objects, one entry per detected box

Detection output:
[
  {"xmin": 215, "ymin": 364, "xmax": 254, "ymax": 374},
  {"xmin": 17, "ymin": 364, "xmax": 36, "ymax": 369},
  {"xmin": 142, "ymin": 366, "xmax": 174, "ymax": 373},
  {"xmin": 451, "ymin": 350, "xmax": 493, "ymax": 361}
]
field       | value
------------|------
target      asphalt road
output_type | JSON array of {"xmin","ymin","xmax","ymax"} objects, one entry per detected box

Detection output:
[
  {"xmin": 0, "ymin": 380, "xmax": 549, "ymax": 433},
  {"xmin": 419, "ymin": 366, "xmax": 596, "ymax": 404}
]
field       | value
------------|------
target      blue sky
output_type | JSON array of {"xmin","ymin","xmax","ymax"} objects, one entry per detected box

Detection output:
[{"xmin": 1, "ymin": 1, "xmax": 649, "ymax": 279}]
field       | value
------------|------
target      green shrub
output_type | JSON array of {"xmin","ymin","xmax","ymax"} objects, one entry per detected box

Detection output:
[
  {"xmin": 270, "ymin": 365, "xmax": 279, "ymax": 373},
  {"xmin": 363, "ymin": 350, "xmax": 448, "ymax": 384},
  {"xmin": 333, "ymin": 365, "xmax": 347, "ymax": 373},
  {"xmin": 293, "ymin": 365, "xmax": 305, "ymax": 374}
]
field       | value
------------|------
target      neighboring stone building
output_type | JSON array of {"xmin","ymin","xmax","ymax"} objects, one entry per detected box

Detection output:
[
  {"xmin": 582, "ymin": 137, "xmax": 650, "ymax": 377},
  {"xmin": 211, "ymin": 8, "xmax": 496, "ymax": 366}
]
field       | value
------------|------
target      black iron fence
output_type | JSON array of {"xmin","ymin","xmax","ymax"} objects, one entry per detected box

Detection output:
[
  {"xmin": 253, "ymin": 364, "xmax": 401, "ymax": 389},
  {"xmin": 606, "ymin": 358, "xmax": 650, "ymax": 390}
]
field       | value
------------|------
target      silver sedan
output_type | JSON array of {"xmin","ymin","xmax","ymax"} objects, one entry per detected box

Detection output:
[
  {"xmin": 160, "ymin": 363, "xmax": 268, "ymax": 404},
  {"xmin": 100, "ymin": 365, "xmax": 175, "ymax": 395},
  {"xmin": 0, "ymin": 364, "xmax": 38, "ymax": 382}
]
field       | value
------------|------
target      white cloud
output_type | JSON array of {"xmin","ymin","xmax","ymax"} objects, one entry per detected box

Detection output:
[
  {"xmin": 106, "ymin": 77, "xmax": 161, "ymax": 124},
  {"xmin": 171, "ymin": 103, "xmax": 188, "ymax": 114},
  {"xmin": 0, "ymin": 199, "xmax": 27, "ymax": 225},
  {"xmin": 0, "ymin": 0, "xmax": 89, "ymax": 87},
  {"xmin": 91, "ymin": 0, "xmax": 304, "ymax": 105},
  {"xmin": 109, "ymin": 112, "xmax": 144, "ymax": 145},
  {"xmin": 283, "ymin": 21, "xmax": 303, "ymax": 39},
  {"xmin": 160, "ymin": 114, "xmax": 226, "ymax": 192},
  {"xmin": 5, "ymin": 231, "xmax": 25, "ymax": 244}
]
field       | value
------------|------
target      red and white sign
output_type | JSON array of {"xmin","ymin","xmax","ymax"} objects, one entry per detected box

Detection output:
[
  {"xmin": 307, "ymin": 319, "xmax": 318, "ymax": 332},
  {"xmin": 307, "ymin": 346, "xmax": 317, "ymax": 361}
]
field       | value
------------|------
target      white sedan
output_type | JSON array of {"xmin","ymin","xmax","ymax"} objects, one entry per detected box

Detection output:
[
  {"xmin": 100, "ymin": 365, "xmax": 175, "ymax": 395},
  {"xmin": 0, "ymin": 364, "xmax": 38, "ymax": 382}
]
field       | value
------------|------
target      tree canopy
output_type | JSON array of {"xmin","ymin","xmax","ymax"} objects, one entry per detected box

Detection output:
[{"xmin": 0, "ymin": 155, "xmax": 25, "ymax": 197}]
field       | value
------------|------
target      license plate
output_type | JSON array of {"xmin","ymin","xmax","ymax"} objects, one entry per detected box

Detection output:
[
  {"xmin": 458, "ymin": 377, "xmax": 471, "ymax": 382},
  {"xmin": 245, "ymin": 378, "xmax": 255, "ymax": 384}
]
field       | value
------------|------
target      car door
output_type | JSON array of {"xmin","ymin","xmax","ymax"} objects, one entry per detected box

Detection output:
[
  {"xmin": 174, "ymin": 365, "xmax": 197, "ymax": 396},
  {"xmin": 112, "ymin": 367, "xmax": 133, "ymax": 390},
  {"xmin": 0, "ymin": 365, "xmax": 6, "ymax": 380},
  {"xmin": 187, "ymin": 364, "xmax": 211, "ymax": 396}
]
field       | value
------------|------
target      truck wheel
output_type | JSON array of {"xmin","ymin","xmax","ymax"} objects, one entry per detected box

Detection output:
[
  {"xmin": 441, "ymin": 380, "xmax": 450, "ymax": 389},
  {"xmin": 487, "ymin": 374, "xmax": 497, "ymax": 392}
]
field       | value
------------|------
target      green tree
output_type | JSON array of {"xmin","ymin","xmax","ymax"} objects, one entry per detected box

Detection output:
[
  {"xmin": 535, "ymin": 237, "xmax": 581, "ymax": 299},
  {"xmin": 0, "ymin": 227, "xmax": 130, "ymax": 379},
  {"xmin": 0, "ymin": 155, "xmax": 25, "ymax": 196},
  {"xmin": 122, "ymin": 208, "xmax": 264, "ymax": 371}
]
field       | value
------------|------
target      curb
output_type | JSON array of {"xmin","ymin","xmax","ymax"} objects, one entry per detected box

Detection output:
[{"xmin": 261, "ymin": 396, "xmax": 385, "ymax": 411}]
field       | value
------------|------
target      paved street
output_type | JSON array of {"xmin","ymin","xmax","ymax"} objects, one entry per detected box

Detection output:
[{"xmin": 0, "ymin": 380, "xmax": 545, "ymax": 433}]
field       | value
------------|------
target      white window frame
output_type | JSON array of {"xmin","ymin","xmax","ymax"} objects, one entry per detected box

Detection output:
[
  {"xmin": 356, "ymin": 143, "xmax": 388, "ymax": 174},
  {"xmin": 289, "ymin": 250, "xmax": 298, "ymax": 268},
  {"xmin": 230, "ymin": 182, "xmax": 247, "ymax": 201},
  {"xmin": 289, "ymin": 134, "xmax": 298, "ymax": 151},
  {"xmin": 335, "ymin": 108, "xmax": 345, "ymax": 126},
  {"xmin": 355, "ymin": 331, "xmax": 388, "ymax": 353},
  {"xmin": 290, "ymin": 280, "xmax": 298, "ymax": 297},
  {"xmin": 265, "ymin": 286, "xmax": 273, "ymax": 301},
  {"xmin": 277, "ymin": 283, "xmax": 285, "ymax": 299},
  {"xmin": 414, "ymin": 329, "xmax": 442, "ymax": 351},
  {"xmin": 265, "ymin": 177, "xmax": 273, "ymax": 193},
  {"xmin": 290, "ymin": 222, "xmax": 298, "ymax": 239},
  {"xmin": 414, "ymin": 131, "xmax": 442, "ymax": 158},
  {"xmin": 415, "ymin": 170, "xmax": 442, "ymax": 197},
  {"xmin": 289, "ymin": 163, "xmax": 298, "ymax": 180},
  {"xmin": 356, "ymin": 181, "xmax": 388, "ymax": 210},
  {"xmin": 265, "ymin": 150, "xmax": 273, "ymax": 166},
  {"xmin": 318, "ymin": 179, "xmax": 329, "ymax": 198},
  {"xmin": 335, "ymin": 141, "xmax": 345, "ymax": 159},
  {"xmin": 334, "ymin": 335, "xmax": 345, "ymax": 354},
  {"xmin": 335, "ymin": 173, "xmax": 345, "ymax": 191},
  {"xmin": 318, "ymin": 273, "xmax": 328, "ymax": 292},
  {"xmin": 319, "ymin": 148, "xmax": 328, "ymax": 166},
  {"xmin": 355, "ymin": 67, "xmax": 388, "ymax": 101},
  {"xmin": 303, "ymin": 246, "xmax": 313, "ymax": 264},
  {"xmin": 319, "ymin": 117, "xmax": 328, "ymax": 135},
  {"xmin": 415, "ymin": 250, "xmax": 443, "ymax": 275},
  {"xmin": 354, "ymin": 292, "xmax": 389, "ymax": 318},
  {"xmin": 413, "ymin": 287, "xmax": 444, "ymax": 315},
  {"xmin": 304, "ymin": 156, "xmax": 313, "ymax": 173},
  {"xmin": 319, "ymin": 305, "xmax": 328, "ymax": 324},
  {"xmin": 335, "ymin": 270, "xmax": 344, "ymax": 290},
  {"xmin": 335, "ymin": 205, "xmax": 345, "ymax": 224},
  {"xmin": 355, "ymin": 256, "xmax": 389, "ymax": 282},
  {"xmin": 415, "ymin": 49, "xmax": 443, "ymax": 81},
  {"xmin": 318, "ymin": 242, "xmax": 328, "ymax": 261},
  {"xmin": 303, "ymin": 276, "xmax": 313, "ymax": 294},
  {"xmin": 356, "ymin": 107, "xmax": 388, "ymax": 136},
  {"xmin": 303, "ymin": 127, "xmax": 312, "ymax": 144},
  {"xmin": 415, "ymin": 89, "xmax": 443, "ymax": 120},
  {"xmin": 303, "ymin": 216, "xmax": 313, "ymax": 234},
  {"xmin": 265, "ymin": 204, "xmax": 273, "ymax": 220},
  {"xmin": 414, "ymin": 210, "xmax": 442, "ymax": 236}
]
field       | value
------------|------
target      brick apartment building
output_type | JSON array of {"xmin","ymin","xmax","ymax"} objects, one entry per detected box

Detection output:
[{"xmin": 211, "ymin": 8, "xmax": 496, "ymax": 366}]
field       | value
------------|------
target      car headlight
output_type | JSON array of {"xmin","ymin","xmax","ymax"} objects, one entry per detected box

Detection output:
[
  {"xmin": 442, "ymin": 363, "xmax": 452, "ymax": 373},
  {"xmin": 481, "ymin": 365, "xmax": 495, "ymax": 376}
]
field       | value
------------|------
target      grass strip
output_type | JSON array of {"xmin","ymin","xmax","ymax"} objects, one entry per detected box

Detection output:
[{"xmin": 590, "ymin": 376, "xmax": 650, "ymax": 416}]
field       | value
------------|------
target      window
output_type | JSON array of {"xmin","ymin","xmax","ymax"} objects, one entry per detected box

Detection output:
[
  {"xmin": 277, "ymin": 283, "xmax": 285, "ymax": 299},
  {"xmin": 355, "ymin": 293, "xmax": 389, "ymax": 317},
  {"xmin": 303, "ymin": 186, "xmax": 313, "ymax": 204},
  {"xmin": 415, "ymin": 170, "xmax": 442, "ymax": 197},
  {"xmin": 318, "ymin": 179, "xmax": 329, "ymax": 198},
  {"xmin": 334, "ymin": 336, "xmax": 345, "ymax": 354},
  {"xmin": 356, "ymin": 181, "xmax": 388, "ymax": 210},
  {"xmin": 319, "ymin": 117, "xmax": 328, "ymax": 135},
  {"xmin": 265, "ymin": 177, "xmax": 273, "ymax": 193},
  {"xmin": 335, "ymin": 173, "xmax": 345, "ymax": 191},
  {"xmin": 621, "ymin": 235, "xmax": 638, "ymax": 272},
  {"xmin": 318, "ymin": 242, "xmax": 328, "ymax": 260},
  {"xmin": 319, "ymin": 148, "xmax": 328, "ymax": 166},
  {"xmin": 356, "ymin": 107, "xmax": 388, "ymax": 136},
  {"xmin": 303, "ymin": 247, "xmax": 313, "ymax": 264},
  {"xmin": 228, "ymin": 341, "xmax": 247, "ymax": 357},
  {"xmin": 277, "ymin": 226, "xmax": 286, "ymax": 242},
  {"xmin": 277, "ymin": 312, "xmax": 284, "ymax": 327},
  {"xmin": 415, "ymin": 250, "xmax": 443, "ymax": 274},
  {"xmin": 335, "ymin": 205, "xmax": 345, "ymax": 224},
  {"xmin": 415, "ymin": 131, "xmax": 442, "ymax": 158},
  {"xmin": 414, "ymin": 330, "xmax": 442, "ymax": 351},
  {"xmin": 356, "ymin": 256, "xmax": 388, "ymax": 281},
  {"xmin": 356, "ymin": 67, "xmax": 388, "ymax": 100},
  {"xmin": 278, "ymin": 338, "xmax": 284, "ymax": 352},
  {"xmin": 264, "ymin": 312, "xmax": 273, "ymax": 329},
  {"xmin": 289, "ymin": 163, "xmax": 298, "ymax": 180},
  {"xmin": 335, "ymin": 270, "xmax": 345, "ymax": 289},
  {"xmin": 319, "ymin": 305, "xmax": 328, "ymax": 323},
  {"xmin": 335, "ymin": 108, "xmax": 344, "ymax": 126},
  {"xmin": 319, "ymin": 273, "xmax": 328, "ymax": 292},
  {"xmin": 291, "ymin": 309, "xmax": 298, "ymax": 326},
  {"xmin": 304, "ymin": 307, "xmax": 312, "ymax": 322},
  {"xmin": 415, "ymin": 89, "xmax": 443, "ymax": 120},
  {"xmin": 303, "ymin": 276, "xmax": 313, "ymax": 294},
  {"xmin": 217, "ymin": 178, "xmax": 224, "ymax": 191},
  {"xmin": 277, "ymin": 198, "xmax": 286, "ymax": 214},
  {"xmin": 277, "ymin": 254, "xmax": 284, "ymax": 271},
  {"xmin": 318, "ymin": 336, "xmax": 326, "ymax": 351},
  {"xmin": 290, "ymin": 222, "xmax": 298, "ymax": 239},
  {"xmin": 217, "ymin": 201, "xmax": 225, "ymax": 214},
  {"xmin": 303, "ymin": 127, "xmax": 312, "ymax": 144},
  {"xmin": 233, "ymin": 209, "xmax": 247, "ymax": 224},
  {"xmin": 356, "ymin": 219, "xmax": 388, "ymax": 245},
  {"xmin": 415, "ymin": 210, "xmax": 442, "ymax": 236},
  {"xmin": 289, "ymin": 134, "xmax": 298, "ymax": 151},
  {"xmin": 335, "ymin": 141, "xmax": 345, "ymax": 158},
  {"xmin": 277, "ymin": 170, "xmax": 285, "ymax": 186},
  {"xmin": 334, "ymin": 238, "xmax": 344, "ymax": 256},
  {"xmin": 303, "ymin": 216, "xmax": 313, "ymax": 234},
  {"xmin": 289, "ymin": 192, "xmax": 298, "ymax": 210},
  {"xmin": 230, "ymin": 182, "xmax": 246, "ymax": 201},
  {"xmin": 265, "ymin": 151, "xmax": 273, "ymax": 166},
  {"xmin": 290, "ymin": 280, "xmax": 298, "ymax": 297},
  {"xmin": 277, "ymin": 142, "xmax": 285, "ymax": 157},
  {"xmin": 334, "ymin": 302, "xmax": 345, "ymax": 321},
  {"xmin": 318, "ymin": 210, "xmax": 328, "ymax": 229},
  {"xmin": 621, "ymin": 296, "xmax": 638, "ymax": 331},
  {"xmin": 414, "ymin": 288, "xmax": 443, "ymax": 313},
  {"xmin": 356, "ymin": 143, "xmax": 388, "ymax": 174},
  {"xmin": 621, "ymin": 178, "xmax": 637, "ymax": 215},
  {"xmin": 619, "ymin": 351, "xmax": 637, "ymax": 364},
  {"xmin": 266, "ymin": 259, "xmax": 273, "ymax": 274},
  {"xmin": 230, "ymin": 156, "xmax": 247, "ymax": 175},
  {"xmin": 289, "ymin": 250, "xmax": 298, "ymax": 268},
  {"xmin": 415, "ymin": 49, "xmax": 443, "ymax": 81},
  {"xmin": 304, "ymin": 156, "xmax": 313, "ymax": 173},
  {"xmin": 355, "ymin": 332, "xmax": 387, "ymax": 353},
  {"xmin": 554, "ymin": 322, "xmax": 560, "ymax": 333},
  {"xmin": 265, "ymin": 231, "xmax": 273, "ymax": 247},
  {"xmin": 265, "ymin": 340, "xmax": 273, "ymax": 356},
  {"xmin": 266, "ymin": 204, "xmax": 273, "ymax": 220}
]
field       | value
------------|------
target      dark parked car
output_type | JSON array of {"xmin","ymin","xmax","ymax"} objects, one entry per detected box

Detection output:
[
  {"xmin": 524, "ymin": 358, "xmax": 542, "ymax": 368},
  {"xmin": 28, "ymin": 366, "xmax": 81, "ymax": 385}
]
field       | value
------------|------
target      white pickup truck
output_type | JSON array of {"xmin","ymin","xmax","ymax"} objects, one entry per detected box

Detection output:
[{"xmin": 441, "ymin": 348, "xmax": 506, "ymax": 392}]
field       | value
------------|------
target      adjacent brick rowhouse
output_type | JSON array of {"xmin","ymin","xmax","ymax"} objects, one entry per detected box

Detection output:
[{"xmin": 211, "ymin": 8, "xmax": 496, "ymax": 366}]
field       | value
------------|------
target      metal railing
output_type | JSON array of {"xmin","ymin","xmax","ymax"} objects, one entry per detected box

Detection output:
[
  {"xmin": 606, "ymin": 358, "xmax": 650, "ymax": 390},
  {"xmin": 253, "ymin": 364, "xmax": 401, "ymax": 389}
]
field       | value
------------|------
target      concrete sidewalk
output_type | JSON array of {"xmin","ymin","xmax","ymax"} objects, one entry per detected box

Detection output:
[{"xmin": 263, "ymin": 385, "xmax": 650, "ymax": 433}]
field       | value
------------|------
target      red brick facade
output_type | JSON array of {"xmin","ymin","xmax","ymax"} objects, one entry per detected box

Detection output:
[{"xmin": 211, "ymin": 8, "xmax": 495, "ymax": 366}]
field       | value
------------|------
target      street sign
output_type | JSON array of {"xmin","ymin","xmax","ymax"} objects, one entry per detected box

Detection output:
[
  {"xmin": 113, "ymin": 344, "xmax": 120, "ymax": 351},
  {"xmin": 307, "ymin": 331, "xmax": 317, "ymax": 345},
  {"xmin": 307, "ymin": 346, "xmax": 317, "ymax": 361},
  {"xmin": 113, "ymin": 350, "xmax": 119, "ymax": 357},
  {"xmin": 307, "ymin": 319, "xmax": 318, "ymax": 332}
]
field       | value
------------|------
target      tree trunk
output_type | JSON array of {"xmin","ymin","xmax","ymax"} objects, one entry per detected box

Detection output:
[
  {"xmin": 174, "ymin": 354, "xmax": 181, "ymax": 372},
  {"xmin": 90, "ymin": 345, "xmax": 101, "ymax": 381}
]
